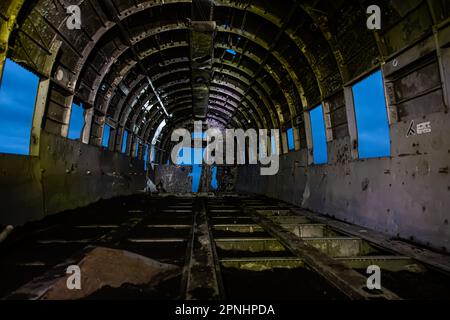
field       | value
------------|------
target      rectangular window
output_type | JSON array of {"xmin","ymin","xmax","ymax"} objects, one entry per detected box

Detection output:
[
  {"xmin": 287, "ymin": 128, "xmax": 295, "ymax": 151},
  {"xmin": 135, "ymin": 141, "xmax": 139, "ymax": 158},
  {"xmin": 211, "ymin": 166, "xmax": 218, "ymax": 190},
  {"xmin": 352, "ymin": 70, "xmax": 390, "ymax": 158},
  {"xmin": 144, "ymin": 145, "xmax": 149, "ymax": 170},
  {"xmin": 122, "ymin": 130, "xmax": 128, "ymax": 154},
  {"xmin": 68, "ymin": 102, "xmax": 84, "ymax": 140},
  {"xmin": 0, "ymin": 59, "xmax": 39, "ymax": 155},
  {"xmin": 310, "ymin": 104, "xmax": 328, "ymax": 164},
  {"xmin": 102, "ymin": 124, "xmax": 111, "ymax": 148}
]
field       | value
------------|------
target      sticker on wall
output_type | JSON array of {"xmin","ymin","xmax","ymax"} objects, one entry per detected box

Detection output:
[
  {"xmin": 406, "ymin": 121, "xmax": 416, "ymax": 137},
  {"xmin": 406, "ymin": 120, "xmax": 432, "ymax": 137},
  {"xmin": 417, "ymin": 122, "xmax": 431, "ymax": 135}
]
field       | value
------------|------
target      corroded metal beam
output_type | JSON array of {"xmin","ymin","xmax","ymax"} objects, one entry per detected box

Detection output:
[
  {"xmin": 0, "ymin": 0, "xmax": 25, "ymax": 82},
  {"xmin": 114, "ymin": 54, "xmax": 279, "ymax": 137},
  {"xmin": 249, "ymin": 208, "xmax": 400, "ymax": 300},
  {"xmin": 185, "ymin": 198, "xmax": 224, "ymax": 300},
  {"xmin": 190, "ymin": 0, "xmax": 216, "ymax": 119}
]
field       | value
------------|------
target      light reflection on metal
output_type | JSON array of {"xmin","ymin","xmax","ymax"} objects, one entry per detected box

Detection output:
[
  {"xmin": 152, "ymin": 119, "xmax": 167, "ymax": 145},
  {"xmin": 147, "ymin": 77, "xmax": 169, "ymax": 118}
]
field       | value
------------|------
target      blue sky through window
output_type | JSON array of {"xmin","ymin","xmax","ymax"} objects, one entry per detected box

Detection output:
[
  {"xmin": 68, "ymin": 103, "xmax": 84, "ymax": 140},
  {"xmin": 175, "ymin": 147, "xmax": 204, "ymax": 192},
  {"xmin": 287, "ymin": 128, "xmax": 295, "ymax": 150},
  {"xmin": 310, "ymin": 105, "xmax": 328, "ymax": 164},
  {"xmin": 122, "ymin": 130, "xmax": 128, "ymax": 154},
  {"xmin": 102, "ymin": 125, "xmax": 111, "ymax": 148},
  {"xmin": 176, "ymin": 147, "xmax": 205, "ymax": 166},
  {"xmin": 144, "ymin": 145, "xmax": 149, "ymax": 170},
  {"xmin": 0, "ymin": 59, "xmax": 39, "ymax": 155},
  {"xmin": 211, "ymin": 166, "xmax": 218, "ymax": 190},
  {"xmin": 352, "ymin": 70, "xmax": 391, "ymax": 159},
  {"xmin": 135, "ymin": 142, "xmax": 139, "ymax": 157},
  {"xmin": 175, "ymin": 147, "xmax": 218, "ymax": 193}
]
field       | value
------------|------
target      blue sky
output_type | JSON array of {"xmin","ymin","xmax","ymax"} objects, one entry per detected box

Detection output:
[
  {"xmin": 122, "ymin": 130, "xmax": 128, "ymax": 153},
  {"xmin": 287, "ymin": 128, "xmax": 295, "ymax": 150},
  {"xmin": 176, "ymin": 147, "xmax": 217, "ymax": 192},
  {"xmin": 68, "ymin": 102, "xmax": 84, "ymax": 140},
  {"xmin": 0, "ymin": 58, "xmax": 390, "ymax": 165},
  {"xmin": 102, "ymin": 124, "xmax": 111, "ymax": 148},
  {"xmin": 176, "ymin": 147, "xmax": 204, "ymax": 192},
  {"xmin": 352, "ymin": 70, "xmax": 390, "ymax": 158},
  {"xmin": 310, "ymin": 104, "xmax": 328, "ymax": 164},
  {"xmin": 143, "ymin": 144, "xmax": 149, "ymax": 170},
  {"xmin": 0, "ymin": 59, "xmax": 39, "ymax": 155}
]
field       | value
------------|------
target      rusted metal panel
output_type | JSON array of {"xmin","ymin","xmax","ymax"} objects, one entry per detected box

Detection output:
[
  {"xmin": 250, "ymin": 209, "xmax": 400, "ymax": 300},
  {"xmin": 39, "ymin": 132, "xmax": 146, "ymax": 215},
  {"xmin": 0, "ymin": 154, "xmax": 44, "ymax": 226},
  {"xmin": 183, "ymin": 198, "xmax": 223, "ymax": 299}
]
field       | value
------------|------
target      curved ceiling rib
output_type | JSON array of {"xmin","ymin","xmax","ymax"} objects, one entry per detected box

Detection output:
[
  {"xmin": 109, "ymin": 49, "xmax": 281, "ymax": 133},
  {"xmin": 90, "ymin": 39, "xmax": 274, "ymax": 130},
  {"xmin": 89, "ymin": 0, "xmax": 370, "ymax": 135},
  {"xmin": 112, "ymin": 57, "xmax": 274, "ymax": 131},
  {"xmin": 6, "ymin": 0, "xmax": 400, "ymax": 164},
  {"xmin": 141, "ymin": 83, "xmax": 259, "ymax": 143},
  {"xmin": 85, "ymin": 27, "xmax": 300, "ymax": 129},
  {"xmin": 53, "ymin": 2, "xmax": 339, "ymax": 130}
]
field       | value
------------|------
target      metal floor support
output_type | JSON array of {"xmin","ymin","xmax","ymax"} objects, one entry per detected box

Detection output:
[{"xmin": 1, "ymin": 194, "xmax": 450, "ymax": 300}]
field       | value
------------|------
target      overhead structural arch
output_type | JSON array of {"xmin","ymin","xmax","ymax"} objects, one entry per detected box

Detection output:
[{"xmin": 1, "ymin": 0, "xmax": 442, "ymax": 163}]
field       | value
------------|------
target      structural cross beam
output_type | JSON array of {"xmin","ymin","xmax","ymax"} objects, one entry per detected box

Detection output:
[
  {"xmin": 100, "ymin": 0, "xmax": 169, "ymax": 119},
  {"xmin": 190, "ymin": 0, "xmax": 216, "ymax": 119}
]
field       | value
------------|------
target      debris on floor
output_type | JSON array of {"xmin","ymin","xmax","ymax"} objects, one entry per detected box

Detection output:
[{"xmin": 14, "ymin": 246, "xmax": 181, "ymax": 300}]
